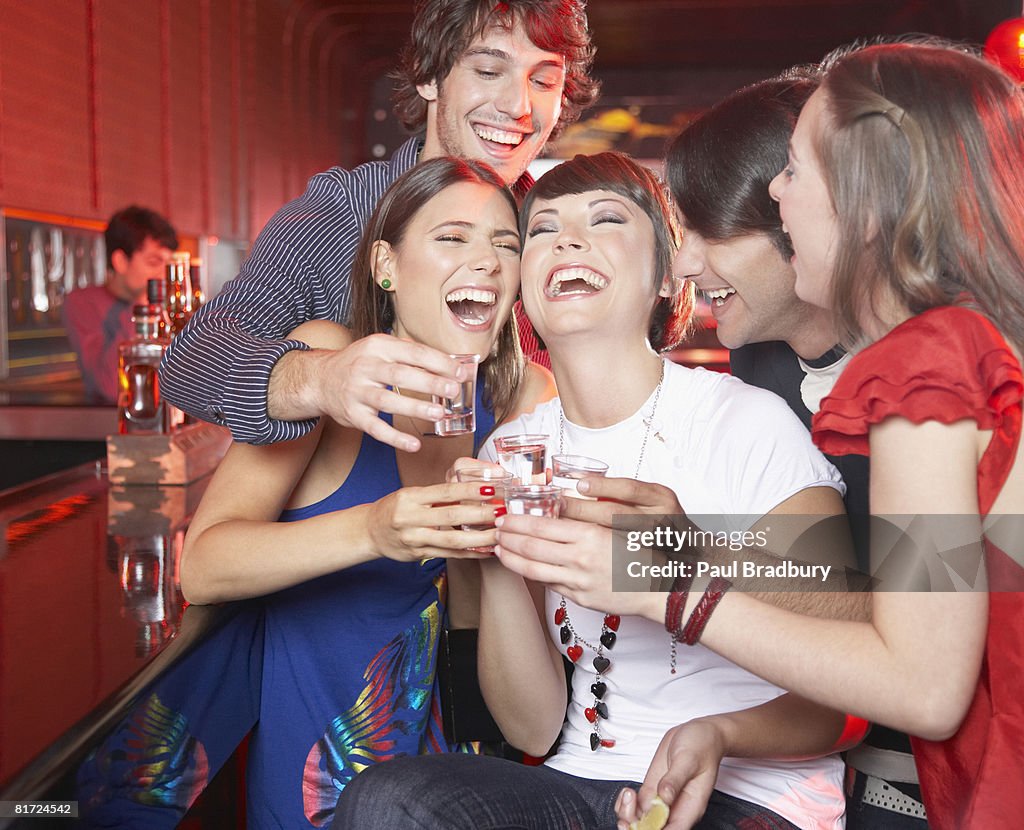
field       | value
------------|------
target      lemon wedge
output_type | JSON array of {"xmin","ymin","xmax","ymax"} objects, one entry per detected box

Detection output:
[{"xmin": 629, "ymin": 796, "xmax": 670, "ymax": 830}]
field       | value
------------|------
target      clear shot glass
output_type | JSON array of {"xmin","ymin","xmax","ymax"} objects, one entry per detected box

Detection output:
[
  {"xmin": 551, "ymin": 454, "xmax": 609, "ymax": 498},
  {"xmin": 505, "ymin": 484, "xmax": 562, "ymax": 518},
  {"xmin": 493, "ymin": 433, "xmax": 548, "ymax": 484},
  {"xmin": 455, "ymin": 467, "xmax": 515, "ymax": 553},
  {"xmin": 433, "ymin": 353, "xmax": 481, "ymax": 436}
]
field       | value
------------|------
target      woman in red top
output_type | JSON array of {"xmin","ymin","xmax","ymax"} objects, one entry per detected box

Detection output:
[{"xmin": 622, "ymin": 40, "xmax": 1024, "ymax": 830}]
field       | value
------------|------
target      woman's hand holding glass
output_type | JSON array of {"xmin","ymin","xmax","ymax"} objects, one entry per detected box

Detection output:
[
  {"xmin": 494, "ymin": 458, "xmax": 665, "ymax": 621},
  {"xmin": 366, "ymin": 481, "xmax": 508, "ymax": 562},
  {"xmin": 454, "ymin": 465, "xmax": 515, "ymax": 553},
  {"xmin": 496, "ymin": 510, "xmax": 661, "ymax": 620}
]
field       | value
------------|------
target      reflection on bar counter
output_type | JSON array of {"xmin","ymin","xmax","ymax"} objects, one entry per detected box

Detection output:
[{"xmin": 0, "ymin": 463, "xmax": 248, "ymax": 827}]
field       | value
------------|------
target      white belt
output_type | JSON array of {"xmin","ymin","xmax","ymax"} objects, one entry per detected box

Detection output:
[
  {"xmin": 846, "ymin": 744, "xmax": 919, "ymax": 783},
  {"xmin": 860, "ymin": 774, "xmax": 928, "ymax": 819}
]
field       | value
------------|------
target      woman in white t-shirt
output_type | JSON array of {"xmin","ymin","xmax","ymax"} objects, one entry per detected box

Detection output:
[{"xmin": 332, "ymin": 152, "xmax": 862, "ymax": 830}]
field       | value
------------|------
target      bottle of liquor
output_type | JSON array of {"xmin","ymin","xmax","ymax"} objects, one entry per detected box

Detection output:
[
  {"xmin": 147, "ymin": 275, "xmax": 185, "ymax": 430},
  {"xmin": 117, "ymin": 302, "xmax": 170, "ymax": 434},
  {"xmin": 146, "ymin": 277, "xmax": 172, "ymax": 338},
  {"xmin": 189, "ymin": 257, "xmax": 205, "ymax": 310},
  {"xmin": 165, "ymin": 251, "xmax": 193, "ymax": 336}
]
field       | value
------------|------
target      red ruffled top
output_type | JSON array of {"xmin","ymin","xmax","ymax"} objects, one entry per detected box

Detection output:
[{"xmin": 812, "ymin": 305, "xmax": 1024, "ymax": 830}]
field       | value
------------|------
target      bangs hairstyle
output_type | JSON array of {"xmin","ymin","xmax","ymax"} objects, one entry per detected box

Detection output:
[
  {"xmin": 392, "ymin": 0, "xmax": 599, "ymax": 141},
  {"xmin": 522, "ymin": 151, "xmax": 694, "ymax": 352},
  {"xmin": 816, "ymin": 40, "xmax": 1024, "ymax": 352},
  {"xmin": 348, "ymin": 156, "xmax": 525, "ymax": 423},
  {"xmin": 666, "ymin": 69, "xmax": 819, "ymax": 260}
]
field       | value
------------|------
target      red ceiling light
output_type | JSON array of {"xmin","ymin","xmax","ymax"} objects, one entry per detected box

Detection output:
[{"xmin": 984, "ymin": 15, "xmax": 1024, "ymax": 83}]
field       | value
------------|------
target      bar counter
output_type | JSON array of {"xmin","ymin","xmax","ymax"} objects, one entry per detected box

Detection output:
[
  {"xmin": 0, "ymin": 390, "xmax": 116, "ymax": 492},
  {"xmin": 0, "ymin": 461, "xmax": 254, "ymax": 828}
]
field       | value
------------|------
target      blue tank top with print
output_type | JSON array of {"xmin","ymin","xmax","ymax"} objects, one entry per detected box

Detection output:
[{"xmin": 247, "ymin": 381, "xmax": 496, "ymax": 829}]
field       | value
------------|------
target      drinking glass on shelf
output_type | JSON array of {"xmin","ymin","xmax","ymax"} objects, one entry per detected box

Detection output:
[
  {"xmin": 433, "ymin": 353, "xmax": 481, "ymax": 436},
  {"xmin": 455, "ymin": 467, "xmax": 515, "ymax": 552},
  {"xmin": 505, "ymin": 484, "xmax": 562, "ymax": 518},
  {"xmin": 494, "ymin": 434, "xmax": 548, "ymax": 484},
  {"xmin": 551, "ymin": 454, "xmax": 609, "ymax": 498}
]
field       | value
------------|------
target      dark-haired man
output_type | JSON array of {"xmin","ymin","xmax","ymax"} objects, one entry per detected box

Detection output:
[
  {"xmin": 667, "ymin": 70, "xmax": 871, "ymax": 573},
  {"xmin": 160, "ymin": 0, "xmax": 598, "ymax": 449},
  {"xmin": 665, "ymin": 73, "xmax": 925, "ymax": 830},
  {"xmin": 64, "ymin": 205, "xmax": 178, "ymax": 403}
]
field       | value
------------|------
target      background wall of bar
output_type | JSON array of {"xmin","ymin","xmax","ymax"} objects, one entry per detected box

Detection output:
[{"xmin": 0, "ymin": 0, "xmax": 387, "ymax": 246}]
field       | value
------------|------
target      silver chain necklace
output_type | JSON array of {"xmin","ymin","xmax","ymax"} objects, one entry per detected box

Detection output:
[{"xmin": 558, "ymin": 359, "xmax": 666, "ymax": 479}]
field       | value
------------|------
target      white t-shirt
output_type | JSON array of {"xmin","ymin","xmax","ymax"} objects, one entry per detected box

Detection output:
[{"xmin": 480, "ymin": 360, "xmax": 847, "ymax": 830}]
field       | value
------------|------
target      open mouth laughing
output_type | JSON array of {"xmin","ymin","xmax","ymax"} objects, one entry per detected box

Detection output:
[
  {"xmin": 473, "ymin": 124, "xmax": 529, "ymax": 156},
  {"xmin": 781, "ymin": 226, "xmax": 796, "ymax": 262},
  {"xmin": 474, "ymin": 125, "xmax": 525, "ymax": 146},
  {"xmin": 446, "ymin": 287, "xmax": 498, "ymax": 327},
  {"xmin": 702, "ymin": 287, "xmax": 736, "ymax": 308},
  {"xmin": 545, "ymin": 266, "xmax": 609, "ymax": 298}
]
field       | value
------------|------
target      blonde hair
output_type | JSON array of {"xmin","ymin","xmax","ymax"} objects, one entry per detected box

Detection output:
[{"xmin": 815, "ymin": 40, "xmax": 1024, "ymax": 351}]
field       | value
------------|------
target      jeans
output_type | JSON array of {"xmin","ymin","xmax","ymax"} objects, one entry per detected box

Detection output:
[
  {"xmin": 331, "ymin": 753, "xmax": 800, "ymax": 830},
  {"xmin": 845, "ymin": 801, "xmax": 929, "ymax": 830}
]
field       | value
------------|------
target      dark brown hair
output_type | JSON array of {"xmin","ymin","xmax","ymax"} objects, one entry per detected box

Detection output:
[
  {"xmin": 666, "ymin": 69, "xmax": 819, "ymax": 259},
  {"xmin": 521, "ymin": 151, "xmax": 694, "ymax": 352},
  {"xmin": 105, "ymin": 205, "xmax": 178, "ymax": 268},
  {"xmin": 348, "ymin": 156, "xmax": 525, "ymax": 422},
  {"xmin": 815, "ymin": 40, "xmax": 1024, "ymax": 352},
  {"xmin": 392, "ymin": 0, "xmax": 599, "ymax": 140}
]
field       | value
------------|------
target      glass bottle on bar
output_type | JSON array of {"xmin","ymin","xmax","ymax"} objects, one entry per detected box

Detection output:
[
  {"xmin": 189, "ymin": 257, "xmax": 205, "ymax": 310},
  {"xmin": 165, "ymin": 251, "xmax": 193, "ymax": 336},
  {"xmin": 173, "ymin": 255, "xmax": 203, "ymax": 429},
  {"xmin": 147, "ymin": 276, "xmax": 172, "ymax": 338},
  {"xmin": 152, "ymin": 273, "xmax": 186, "ymax": 430},
  {"xmin": 117, "ymin": 302, "xmax": 170, "ymax": 434}
]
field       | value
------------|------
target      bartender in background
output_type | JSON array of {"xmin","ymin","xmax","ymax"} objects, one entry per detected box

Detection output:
[{"xmin": 63, "ymin": 206, "xmax": 178, "ymax": 403}]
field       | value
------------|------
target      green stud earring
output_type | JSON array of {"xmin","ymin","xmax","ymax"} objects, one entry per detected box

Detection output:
[{"xmin": 380, "ymin": 278, "xmax": 392, "ymax": 290}]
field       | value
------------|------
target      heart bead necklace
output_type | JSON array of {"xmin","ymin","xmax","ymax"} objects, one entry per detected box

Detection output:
[{"xmin": 554, "ymin": 359, "xmax": 665, "ymax": 751}]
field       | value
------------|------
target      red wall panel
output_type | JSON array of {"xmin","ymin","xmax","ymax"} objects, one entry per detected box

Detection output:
[
  {"xmin": 0, "ymin": 0, "xmax": 369, "ymax": 250},
  {"xmin": 208, "ymin": 0, "xmax": 246, "ymax": 241},
  {"xmin": 245, "ymin": 0, "xmax": 289, "ymax": 237},
  {"xmin": 94, "ymin": 0, "xmax": 164, "ymax": 216},
  {"xmin": 167, "ymin": 0, "xmax": 204, "ymax": 233},
  {"xmin": 0, "ymin": 0, "xmax": 93, "ymax": 215}
]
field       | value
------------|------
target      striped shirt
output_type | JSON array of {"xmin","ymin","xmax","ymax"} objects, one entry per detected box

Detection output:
[{"xmin": 159, "ymin": 137, "xmax": 542, "ymax": 444}]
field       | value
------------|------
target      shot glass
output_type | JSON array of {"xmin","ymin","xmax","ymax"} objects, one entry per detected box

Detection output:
[
  {"xmin": 455, "ymin": 467, "xmax": 515, "ymax": 552},
  {"xmin": 551, "ymin": 453, "xmax": 609, "ymax": 498},
  {"xmin": 494, "ymin": 433, "xmax": 548, "ymax": 484},
  {"xmin": 433, "ymin": 353, "xmax": 481, "ymax": 437},
  {"xmin": 505, "ymin": 484, "xmax": 562, "ymax": 518}
]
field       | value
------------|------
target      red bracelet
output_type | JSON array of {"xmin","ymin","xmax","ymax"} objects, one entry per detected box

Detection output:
[
  {"xmin": 664, "ymin": 571, "xmax": 694, "ymax": 641},
  {"xmin": 832, "ymin": 714, "xmax": 871, "ymax": 752},
  {"xmin": 680, "ymin": 576, "xmax": 732, "ymax": 645}
]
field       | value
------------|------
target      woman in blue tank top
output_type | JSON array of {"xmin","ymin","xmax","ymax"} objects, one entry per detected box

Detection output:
[{"xmin": 179, "ymin": 157, "xmax": 555, "ymax": 828}]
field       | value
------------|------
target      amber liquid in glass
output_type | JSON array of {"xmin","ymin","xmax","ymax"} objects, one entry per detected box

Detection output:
[{"xmin": 118, "ymin": 361, "xmax": 168, "ymax": 434}]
